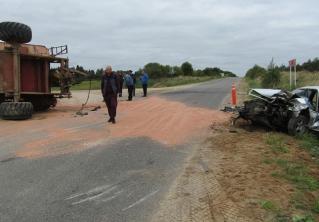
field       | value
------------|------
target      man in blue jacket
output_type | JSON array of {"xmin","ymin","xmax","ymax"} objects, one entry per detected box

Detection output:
[
  {"xmin": 140, "ymin": 70, "xmax": 149, "ymax": 97},
  {"xmin": 101, "ymin": 66, "xmax": 118, "ymax": 124}
]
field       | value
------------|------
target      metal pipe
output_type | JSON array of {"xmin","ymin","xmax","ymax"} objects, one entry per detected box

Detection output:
[{"xmin": 12, "ymin": 44, "xmax": 21, "ymax": 102}]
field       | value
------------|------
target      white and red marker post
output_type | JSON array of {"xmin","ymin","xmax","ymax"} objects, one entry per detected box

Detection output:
[{"xmin": 289, "ymin": 59, "xmax": 297, "ymax": 89}]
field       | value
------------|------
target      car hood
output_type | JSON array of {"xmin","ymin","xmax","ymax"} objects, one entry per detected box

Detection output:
[{"xmin": 249, "ymin": 89, "xmax": 283, "ymax": 101}]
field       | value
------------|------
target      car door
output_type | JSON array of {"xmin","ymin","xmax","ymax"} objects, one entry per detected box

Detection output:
[{"xmin": 306, "ymin": 89, "xmax": 319, "ymax": 131}]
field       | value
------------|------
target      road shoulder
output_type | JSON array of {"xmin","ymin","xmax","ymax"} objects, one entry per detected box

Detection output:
[{"xmin": 151, "ymin": 122, "xmax": 252, "ymax": 222}]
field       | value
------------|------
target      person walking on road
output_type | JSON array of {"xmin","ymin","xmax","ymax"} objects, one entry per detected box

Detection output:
[
  {"xmin": 124, "ymin": 72, "xmax": 134, "ymax": 101},
  {"xmin": 140, "ymin": 70, "xmax": 149, "ymax": 97},
  {"xmin": 101, "ymin": 66, "xmax": 118, "ymax": 124},
  {"xmin": 117, "ymin": 71, "xmax": 124, "ymax": 97}
]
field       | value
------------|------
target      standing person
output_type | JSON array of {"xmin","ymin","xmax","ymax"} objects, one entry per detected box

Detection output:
[
  {"xmin": 101, "ymin": 66, "xmax": 118, "ymax": 124},
  {"xmin": 117, "ymin": 71, "xmax": 124, "ymax": 97},
  {"xmin": 130, "ymin": 70, "xmax": 137, "ymax": 96},
  {"xmin": 140, "ymin": 70, "xmax": 149, "ymax": 97},
  {"xmin": 124, "ymin": 72, "xmax": 134, "ymax": 101}
]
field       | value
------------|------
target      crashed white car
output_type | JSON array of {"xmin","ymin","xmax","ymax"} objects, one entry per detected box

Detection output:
[{"xmin": 239, "ymin": 86, "xmax": 319, "ymax": 135}]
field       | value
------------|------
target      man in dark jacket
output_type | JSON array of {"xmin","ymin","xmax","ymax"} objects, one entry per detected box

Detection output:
[
  {"xmin": 129, "ymin": 70, "xmax": 137, "ymax": 96},
  {"xmin": 117, "ymin": 71, "xmax": 124, "ymax": 97},
  {"xmin": 124, "ymin": 72, "xmax": 134, "ymax": 101},
  {"xmin": 101, "ymin": 66, "xmax": 118, "ymax": 124}
]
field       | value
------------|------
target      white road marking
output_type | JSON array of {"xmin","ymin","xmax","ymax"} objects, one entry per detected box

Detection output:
[
  {"xmin": 122, "ymin": 190, "xmax": 159, "ymax": 211},
  {"xmin": 101, "ymin": 190, "xmax": 123, "ymax": 203},
  {"xmin": 65, "ymin": 192, "xmax": 86, "ymax": 201},
  {"xmin": 65, "ymin": 184, "xmax": 115, "ymax": 201},
  {"xmin": 72, "ymin": 186, "xmax": 117, "ymax": 205}
]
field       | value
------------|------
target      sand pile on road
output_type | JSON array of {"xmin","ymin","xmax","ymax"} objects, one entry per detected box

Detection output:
[
  {"xmin": 112, "ymin": 96, "xmax": 229, "ymax": 145},
  {"xmin": 12, "ymin": 95, "xmax": 229, "ymax": 159}
]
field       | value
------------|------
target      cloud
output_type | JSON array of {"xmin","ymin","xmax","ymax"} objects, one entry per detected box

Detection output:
[{"xmin": 1, "ymin": 0, "xmax": 318, "ymax": 75}]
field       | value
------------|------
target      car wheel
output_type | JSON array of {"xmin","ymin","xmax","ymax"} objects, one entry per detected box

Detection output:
[{"xmin": 287, "ymin": 115, "xmax": 308, "ymax": 136}]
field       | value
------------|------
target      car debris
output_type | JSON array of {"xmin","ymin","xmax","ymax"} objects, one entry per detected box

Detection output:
[{"xmin": 233, "ymin": 87, "xmax": 319, "ymax": 136}]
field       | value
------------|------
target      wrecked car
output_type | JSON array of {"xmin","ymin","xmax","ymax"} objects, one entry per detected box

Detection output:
[{"xmin": 238, "ymin": 87, "xmax": 319, "ymax": 135}]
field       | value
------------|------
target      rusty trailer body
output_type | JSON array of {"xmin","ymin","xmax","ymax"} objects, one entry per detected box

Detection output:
[{"xmin": 0, "ymin": 42, "xmax": 69, "ymax": 111}]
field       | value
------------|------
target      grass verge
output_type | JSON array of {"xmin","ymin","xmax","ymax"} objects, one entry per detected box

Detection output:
[
  {"xmin": 53, "ymin": 75, "xmax": 220, "ymax": 91},
  {"xmin": 236, "ymin": 77, "xmax": 319, "ymax": 221}
]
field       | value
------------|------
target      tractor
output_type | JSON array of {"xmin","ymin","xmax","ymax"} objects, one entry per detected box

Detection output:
[{"xmin": 0, "ymin": 22, "xmax": 87, "ymax": 120}]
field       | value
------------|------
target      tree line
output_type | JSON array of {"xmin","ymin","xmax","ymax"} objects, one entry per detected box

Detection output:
[
  {"xmin": 245, "ymin": 57, "xmax": 319, "ymax": 88},
  {"xmin": 72, "ymin": 62, "xmax": 236, "ymax": 81},
  {"xmin": 278, "ymin": 57, "xmax": 319, "ymax": 72}
]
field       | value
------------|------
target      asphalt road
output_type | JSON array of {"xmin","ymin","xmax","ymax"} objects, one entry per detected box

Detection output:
[
  {"xmin": 0, "ymin": 77, "xmax": 237, "ymax": 222},
  {"xmin": 159, "ymin": 77, "xmax": 235, "ymax": 109}
]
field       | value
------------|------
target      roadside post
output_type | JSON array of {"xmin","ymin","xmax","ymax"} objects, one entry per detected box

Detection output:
[
  {"xmin": 289, "ymin": 59, "xmax": 297, "ymax": 89},
  {"xmin": 231, "ymin": 83, "xmax": 237, "ymax": 107}
]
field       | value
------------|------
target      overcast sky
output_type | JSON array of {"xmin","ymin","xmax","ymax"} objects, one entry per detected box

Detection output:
[{"xmin": 1, "ymin": 0, "xmax": 319, "ymax": 75}]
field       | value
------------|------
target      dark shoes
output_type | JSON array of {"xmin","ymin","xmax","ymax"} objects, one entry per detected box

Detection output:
[{"xmin": 108, "ymin": 118, "xmax": 116, "ymax": 124}]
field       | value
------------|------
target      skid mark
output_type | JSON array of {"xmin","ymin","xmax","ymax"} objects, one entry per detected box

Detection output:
[
  {"xmin": 71, "ymin": 186, "xmax": 118, "ymax": 205},
  {"xmin": 122, "ymin": 190, "xmax": 159, "ymax": 211}
]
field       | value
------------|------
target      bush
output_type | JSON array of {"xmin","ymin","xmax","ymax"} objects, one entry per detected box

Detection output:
[
  {"xmin": 181, "ymin": 62, "xmax": 193, "ymax": 76},
  {"xmin": 144, "ymin": 63, "xmax": 169, "ymax": 78},
  {"xmin": 203, "ymin": 67, "xmax": 222, "ymax": 78},
  {"xmin": 262, "ymin": 68, "xmax": 281, "ymax": 88},
  {"xmin": 245, "ymin": 65, "xmax": 267, "ymax": 79}
]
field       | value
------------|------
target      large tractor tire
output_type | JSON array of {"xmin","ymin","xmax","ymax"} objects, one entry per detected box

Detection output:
[
  {"xmin": 288, "ymin": 115, "xmax": 308, "ymax": 136},
  {"xmin": 0, "ymin": 102, "xmax": 33, "ymax": 120},
  {"xmin": 0, "ymin": 22, "xmax": 32, "ymax": 44}
]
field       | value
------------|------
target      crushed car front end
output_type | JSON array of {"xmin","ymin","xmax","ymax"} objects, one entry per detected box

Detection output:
[{"xmin": 239, "ymin": 88, "xmax": 316, "ymax": 135}]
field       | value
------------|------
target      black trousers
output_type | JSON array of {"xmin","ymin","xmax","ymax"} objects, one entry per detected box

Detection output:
[
  {"xmin": 132, "ymin": 84, "xmax": 136, "ymax": 96},
  {"xmin": 119, "ymin": 81, "xmax": 123, "ymax": 97},
  {"xmin": 127, "ymin": 85, "xmax": 133, "ymax": 100},
  {"xmin": 142, "ymin": 84, "xmax": 147, "ymax": 96},
  {"xmin": 104, "ymin": 95, "xmax": 117, "ymax": 119}
]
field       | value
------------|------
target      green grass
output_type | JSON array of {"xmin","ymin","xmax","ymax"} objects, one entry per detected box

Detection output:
[
  {"xmin": 245, "ymin": 77, "xmax": 262, "ymax": 89},
  {"xmin": 289, "ymin": 192, "xmax": 316, "ymax": 222},
  {"xmin": 272, "ymin": 159, "xmax": 319, "ymax": 191},
  {"xmin": 292, "ymin": 214, "xmax": 315, "ymax": 222},
  {"xmin": 291, "ymin": 191, "xmax": 311, "ymax": 211},
  {"xmin": 313, "ymin": 200, "xmax": 319, "ymax": 214},
  {"xmin": 260, "ymin": 200, "xmax": 278, "ymax": 212},
  {"xmin": 55, "ymin": 75, "xmax": 220, "ymax": 91},
  {"xmin": 298, "ymin": 133, "xmax": 319, "ymax": 158},
  {"xmin": 280, "ymin": 71, "xmax": 319, "ymax": 90},
  {"xmin": 263, "ymin": 158, "xmax": 274, "ymax": 164},
  {"xmin": 245, "ymin": 71, "xmax": 319, "ymax": 91},
  {"xmin": 265, "ymin": 133, "xmax": 289, "ymax": 153}
]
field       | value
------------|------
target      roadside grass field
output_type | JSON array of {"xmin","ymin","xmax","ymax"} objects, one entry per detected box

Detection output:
[
  {"xmin": 245, "ymin": 71, "xmax": 319, "ymax": 91},
  {"xmin": 59, "ymin": 75, "xmax": 219, "ymax": 91},
  {"xmin": 280, "ymin": 71, "xmax": 319, "ymax": 90}
]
